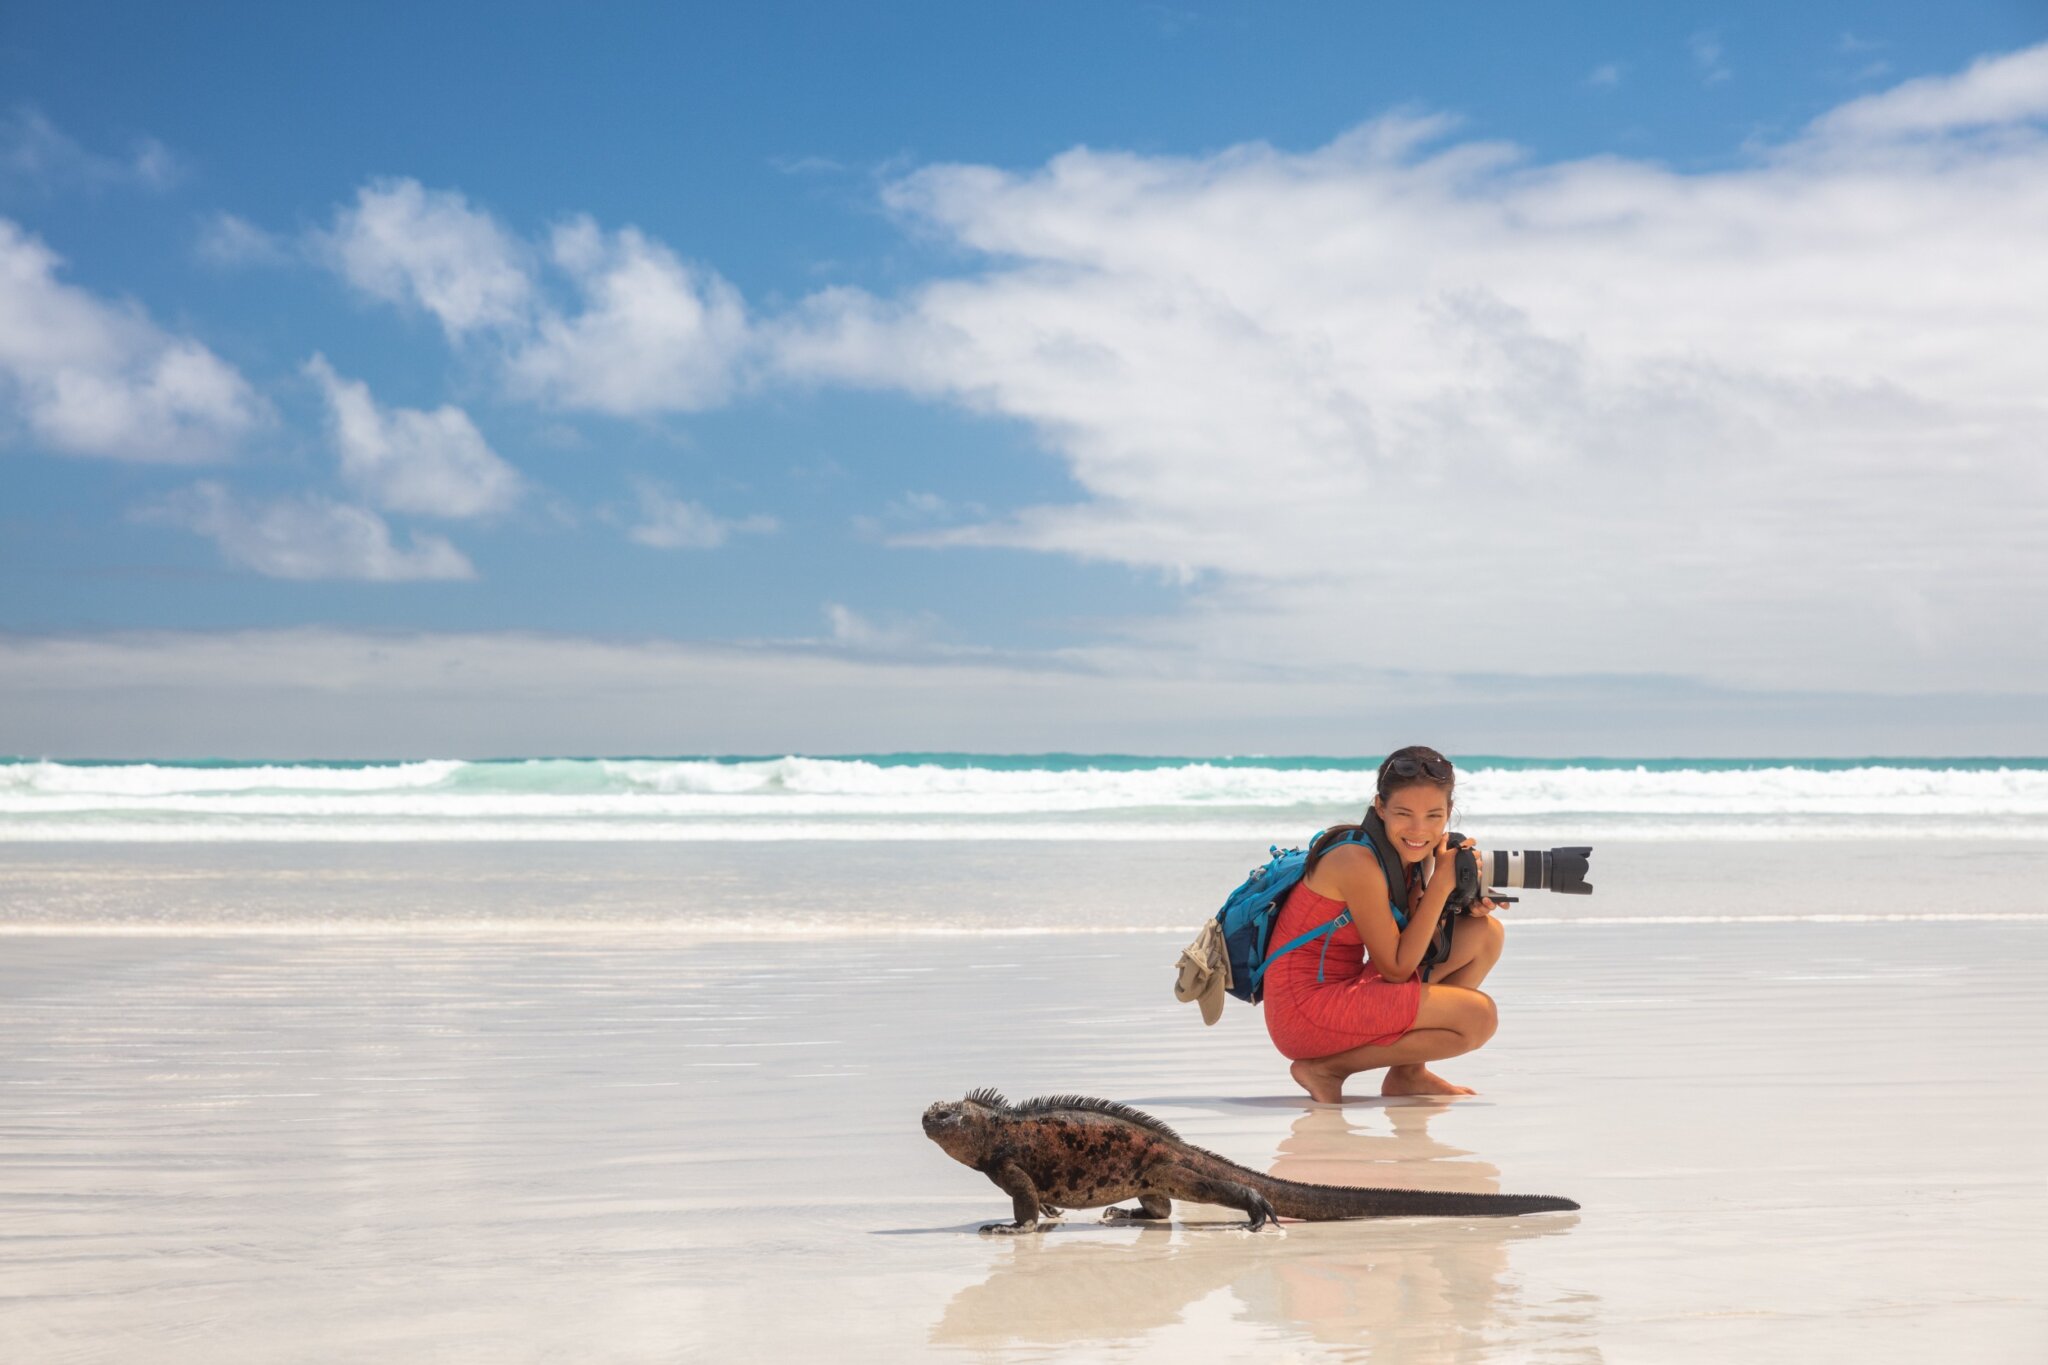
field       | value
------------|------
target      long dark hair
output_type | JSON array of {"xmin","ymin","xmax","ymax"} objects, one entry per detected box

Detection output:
[{"xmin": 1304, "ymin": 745, "xmax": 1457, "ymax": 876}]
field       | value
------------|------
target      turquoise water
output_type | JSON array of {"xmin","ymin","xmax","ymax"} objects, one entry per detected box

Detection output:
[
  {"xmin": 12, "ymin": 753, "xmax": 2045, "ymax": 771},
  {"xmin": 4, "ymin": 754, "xmax": 2047, "ymax": 841}
]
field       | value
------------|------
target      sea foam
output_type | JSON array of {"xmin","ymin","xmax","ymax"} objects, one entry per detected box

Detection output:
[{"xmin": 3, "ymin": 755, "xmax": 2045, "ymax": 840}]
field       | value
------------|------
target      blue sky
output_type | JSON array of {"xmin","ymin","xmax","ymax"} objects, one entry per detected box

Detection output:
[{"xmin": 3, "ymin": 2, "xmax": 2047, "ymax": 756}]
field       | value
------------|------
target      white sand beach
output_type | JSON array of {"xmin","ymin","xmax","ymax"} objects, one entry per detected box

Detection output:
[{"xmin": 1, "ymin": 841, "xmax": 2045, "ymax": 1362}]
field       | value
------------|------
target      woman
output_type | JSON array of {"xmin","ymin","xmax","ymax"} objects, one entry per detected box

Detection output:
[{"xmin": 1264, "ymin": 746, "xmax": 1506, "ymax": 1102}]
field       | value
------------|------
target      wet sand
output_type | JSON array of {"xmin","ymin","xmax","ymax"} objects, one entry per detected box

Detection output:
[
  {"xmin": 1, "ymin": 903, "xmax": 2044, "ymax": 1361},
  {"xmin": 5, "ymin": 836, "xmax": 2047, "ymax": 932}
]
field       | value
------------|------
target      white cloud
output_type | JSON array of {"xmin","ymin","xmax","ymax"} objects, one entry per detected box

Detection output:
[
  {"xmin": 852, "ymin": 490, "xmax": 989, "ymax": 540},
  {"xmin": 311, "ymin": 182, "xmax": 754, "ymax": 417},
  {"xmin": 196, "ymin": 212, "xmax": 291, "ymax": 268},
  {"xmin": 1690, "ymin": 31, "xmax": 1732, "ymax": 85},
  {"xmin": 625, "ymin": 477, "xmax": 776, "ymax": 549},
  {"xmin": 823, "ymin": 602, "xmax": 940, "ymax": 650},
  {"xmin": 0, "ymin": 219, "xmax": 262, "ymax": 462},
  {"xmin": 770, "ymin": 50, "xmax": 2048, "ymax": 695},
  {"xmin": 1585, "ymin": 64, "xmax": 1622, "ymax": 89},
  {"xmin": 770, "ymin": 154, "xmax": 850, "ymax": 176},
  {"xmin": 888, "ymin": 490, "xmax": 984, "ymax": 522},
  {"xmin": 141, "ymin": 482, "xmax": 476, "ymax": 581},
  {"xmin": 130, "ymin": 139, "xmax": 178, "ymax": 190},
  {"xmin": 0, "ymin": 107, "xmax": 177, "ymax": 191},
  {"xmin": 508, "ymin": 217, "xmax": 750, "ymax": 414},
  {"xmin": 1811, "ymin": 41, "xmax": 2048, "ymax": 139},
  {"xmin": 317, "ymin": 178, "xmax": 532, "ymax": 337},
  {"xmin": 304, "ymin": 355, "xmax": 523, "ymax": 519}
]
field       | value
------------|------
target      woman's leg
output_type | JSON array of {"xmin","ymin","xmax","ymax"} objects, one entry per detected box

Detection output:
[
  {"xmin": 1431, "ymin": 913, "xmax": 1506, "ymax": 990},
  {"xmin": 1372, "ymin": 917, "xmax": 1507, "ymax": 1096},
  {"xmin": 1288, "ymin": 984, "xmax": 1498, "ymax": 1103}
]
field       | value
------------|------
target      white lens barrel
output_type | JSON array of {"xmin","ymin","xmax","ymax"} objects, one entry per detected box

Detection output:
[{"xmin": 1493, "ymin": 850, "xmax": 1536, "ymax": 889}]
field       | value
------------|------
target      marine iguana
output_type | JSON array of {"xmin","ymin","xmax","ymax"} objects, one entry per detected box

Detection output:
[{"xmin": 922, "ymin": 1089, "xmax": 1578, "ymax": 1233}]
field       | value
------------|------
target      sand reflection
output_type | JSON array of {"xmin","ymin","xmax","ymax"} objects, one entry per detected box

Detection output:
[{"xmin": 930, "ymin": 1100, "xmax": 1595, "ymax": 1359}]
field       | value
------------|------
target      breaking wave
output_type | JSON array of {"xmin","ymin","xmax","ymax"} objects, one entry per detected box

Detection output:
[{"xmin": 3, "ymin": 754, "xmax": 2045, "ymax": 840}]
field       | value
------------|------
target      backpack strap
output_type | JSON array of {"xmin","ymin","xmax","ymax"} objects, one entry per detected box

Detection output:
[
  {"xmin": 1249, "ymin": 821, "xmax": 1422, "ymax": 993},
  {"xmin": 1250, "ymin": 824, "xmax": 1374, "ymax": 991},
  {"xmin": 1249, "ymin": 909, "xmax": 1354, "ymax": 992},
  {"xmin": 1360, "ymin": 809, "xmax": 1417, "ymax": 927}
]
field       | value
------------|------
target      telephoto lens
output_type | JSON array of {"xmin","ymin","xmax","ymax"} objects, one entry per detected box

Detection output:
[{"xmin": 1488, "ymin": 847, "xmax": 1594, "ymax": 895}]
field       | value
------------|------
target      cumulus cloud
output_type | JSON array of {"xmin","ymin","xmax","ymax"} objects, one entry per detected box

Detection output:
[
  {"xmin": 304, "ymin": 355, "xmax": 523, "ymax": 518},
  {"xmin": 317, "ymin": 178, "xmax": 532, "ymax": 337},
  {"xmin": 1811, "ymin": 42, "xmax": 2048, "ymax": 138},
  {"xmin": 169, "ymin": 47, "xmax": 2048, "ymax": 699},
  {"xmin": 141, "ymin": 482, "xmax": 475, "ymax": 581},
  {"xmin": 508, "ymin": 217, "xmax": 750, "ymax": 414},
  {"xmin": 0, "ymin": 219, "xmax": 262, "ymax": 461},
  {"xmin": 769, "ymin": 48, "xmax": 2048, "ymax": 695},
  {"xmin": 625, "ymin": 476, "xmax": 776, "ymax": 549},
  {"xmin": 313, "ymin": 185, "xmax": 754, "ymax": 416}
]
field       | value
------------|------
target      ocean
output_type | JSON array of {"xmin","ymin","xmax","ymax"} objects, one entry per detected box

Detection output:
[
  {"xmin": 5, "ymin": 754, "xmax": 2047, "ymax": 843},
  {"xmin": 6, "ymin": 753, "xmax": 2045, "ymax": 935}
]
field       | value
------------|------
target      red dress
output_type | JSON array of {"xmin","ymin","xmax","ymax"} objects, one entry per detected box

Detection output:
[{"xmin": 1261, "ymin": 880, "xmax": 1423, "ymax": 1061}]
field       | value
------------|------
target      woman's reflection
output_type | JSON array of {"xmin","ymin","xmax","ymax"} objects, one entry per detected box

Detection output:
[{"xmin": 1270, "ymin": 1098, "xmax": 1500, "ymax": 1191}]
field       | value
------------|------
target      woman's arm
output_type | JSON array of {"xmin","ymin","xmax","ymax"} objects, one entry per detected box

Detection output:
[{"xmin": 1313, "ymin": 843, "xmax": 1462, "ymax": 983}]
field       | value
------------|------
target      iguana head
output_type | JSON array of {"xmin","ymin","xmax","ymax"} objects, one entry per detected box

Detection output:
[{"xmin": 921, "ymin": 1089, "xmax": 1006, "ymax": 1164}]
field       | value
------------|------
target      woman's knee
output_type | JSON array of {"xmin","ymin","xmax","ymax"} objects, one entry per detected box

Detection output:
[
  {"xmin": 1466, "ymin": 989, "xmax": 1499, "ymax": 1043},
  {"xmin": 1419, "ymin": 985, "xmax": 1497, "ymax": 1042},
  {"xmin": 1474, "ymin": 913, "xmax": 1505, "ymax": 961},
  {"xmin": 1449, "ymin": 912, "xmax": 1505, "ymax": 969}
]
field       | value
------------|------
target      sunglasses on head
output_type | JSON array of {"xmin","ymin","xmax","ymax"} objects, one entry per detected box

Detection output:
[{"xmin": 1383, "ymin": 755, "xmax": 1452, "ymax": 782}]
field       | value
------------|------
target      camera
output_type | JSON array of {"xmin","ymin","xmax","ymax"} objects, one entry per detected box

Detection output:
[{"xmin": 1442, "ymin": 833, "xmax": 1594, "ymax": 915}]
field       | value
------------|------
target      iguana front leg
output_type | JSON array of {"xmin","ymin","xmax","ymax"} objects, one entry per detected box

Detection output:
[{"xmin": 979, "ymin": 1160, "xmax": 1050, "ymax": 1234}]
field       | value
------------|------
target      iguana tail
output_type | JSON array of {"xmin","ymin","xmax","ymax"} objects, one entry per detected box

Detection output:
[{"xmin": 1246, "ymin": 1167, "xmax": 1577, "ymax": 1219}]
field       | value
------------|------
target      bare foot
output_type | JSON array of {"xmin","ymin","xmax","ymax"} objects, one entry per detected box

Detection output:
[
  {"xmin": 1381, "ymin": 1064, "xmax": 1476, "ymax": 1097},
  {"xmin": 1289, "ymin": 1058, "xmax": 1347, "ymax": 1104}
]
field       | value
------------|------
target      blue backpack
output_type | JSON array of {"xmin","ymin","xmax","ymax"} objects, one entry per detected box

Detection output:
[{"xmin": 1218, "ymin": 824, "xmax": 1414, "ymax": 1004}]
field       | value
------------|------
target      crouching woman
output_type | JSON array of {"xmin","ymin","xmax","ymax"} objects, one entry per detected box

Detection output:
[{"xmin": 1265, "ymin": 746, "xmax": 1508, "ymax": 1102}]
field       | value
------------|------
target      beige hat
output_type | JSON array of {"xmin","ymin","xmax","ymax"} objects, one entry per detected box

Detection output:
[{"xmin": 1173, "ymin": 919, "xmax": 1233, "ymax": 1026}]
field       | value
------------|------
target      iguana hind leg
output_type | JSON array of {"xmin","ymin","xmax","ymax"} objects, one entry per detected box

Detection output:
[
  {"xmin": 1103, "ymin": 1193, "xmax": 1172, "ymax": 1222},
  {"xmin": 1163, "ymin": 1166, "xmax": 1281, "ymax": 1231}
]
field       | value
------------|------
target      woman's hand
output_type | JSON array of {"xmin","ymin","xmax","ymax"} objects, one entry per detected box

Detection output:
[
  {"xmin": 1428, "ymin": 836, "xmax": 1503, "ymax": 916},
  {"xmin": 1425, "ymin": 835, "xmax": 1472, "ymax": 895}
]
